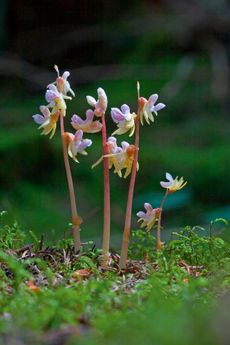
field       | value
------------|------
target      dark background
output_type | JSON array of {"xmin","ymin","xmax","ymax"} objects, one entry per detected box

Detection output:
[{"xmin": 0, "ymin": 0, "xmax": 229, "ymax": 246}]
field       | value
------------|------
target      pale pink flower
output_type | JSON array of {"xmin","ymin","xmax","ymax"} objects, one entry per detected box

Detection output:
[
  {"xmin": 65, "ymin": 130, "xmax": 92, "ymax": 162},
  {"xmin": 137, "ymin": 203, "xmax": 161, "ymax": 231},
  {"xmin": 45, "ymin": 84, "xmax": 67, "ymax": 114},
  {"xmin": 111, "ymin": 104, "xmax": 136, "ymax": 137},
  {"xmin": 86, "ymin": 88, "xmax": 108, "ymax": 116},
  {"xmin": 71, "ymin": 109, "xmax": 102, "ymax": 133},
  {"xmin": 139, "ymin": 94, "xmax": 166, "ymax": 125},
  {"xmin": 93, "ymin": 137, "xmax": 138, "ymax": 178},
  {"xmin": 32, "ymin": 105, "xmax": 59, "ymax": 139}
]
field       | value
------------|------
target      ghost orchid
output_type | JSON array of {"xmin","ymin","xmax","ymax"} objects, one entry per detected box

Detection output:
[
  {"xmin": 71, "ymin": 109, "xmax": 102, "ymax": 133},
  {"xmin": 139, "ymin": 94, "xmax": 166, "ymax": 125},
  {"xmin": 33, "ymin": 66, "xmax": 82, "ymax": 252},
  {"xmin": 64, "ymin": 130, "xmax": 92, "ymax": 163},
  {"xmin": 32, "ymin": 106, "xmax": 59, "ymax": 139},
  {"xmin": 137, "ymin": 203, "xmax": 161, "ymax": 231},
  {"xmin": 160, "ymin": 172, "xmax": 187, "ymax": 193},
  {"xmin": 111, "ymin": 104, "xmax": 137, "ymax": 137},
  {"xmin": 86, "ymin": 87, "xmax": 108, "ymax": 117}
]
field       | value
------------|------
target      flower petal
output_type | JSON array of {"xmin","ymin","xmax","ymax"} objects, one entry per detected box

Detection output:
[
  {"xmin": 77, "ymin": 139, "xmax": 92, "ymax": 152},
  {"xmin": 166, "ymin": 172, "xmax": 173, "ymax": 181},
  {"xmin": 85, "ymin": 109, "xmax": 94, "ymax": 121},
  {"xmin": 71, "ymin": 114, "xmax": 84, "ymax": 126},
  {"xmin": 120, "ymin": 104, "xmax": 130, "ymax": 114},
  {"xmin": 148, "ymin": 94, "xmax": 158, "ymax": 107},
  {"xmin": 74, "ymin": 130, "xmax": 83, "ymax": 144},
  {"xmin": 111, "ymin": 108, "xmax": 125, "ymax": 122},
  {"xmin": 62, "ymin": 71, "xmax": 70, "ymax": 80},
  {"xmin": 32, "ymin": 114, "xmax": 45, "ymax": 125},
  {"xmin": 144, "ymin": 203, "xmax": 153, "ymax": 212},
  {"xmin": 154, "ymin": 103, "xmax": 166, "ymax": 112},
  {"xmin": 86, "ymin": 95, "xmax": 97, "ymax": 107},
  {"xmin": 136, "ymin": 211, "xmax": 148, "ymax": 220}
]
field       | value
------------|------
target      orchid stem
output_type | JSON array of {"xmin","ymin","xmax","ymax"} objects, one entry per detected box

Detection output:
[
  {"xmin": 101, "ymin": 112, "xmax": 111, "ymax": 266},
  {"xmin": 119, "ymin": 87, "xmax": 140, "ymax": 269},
  {"xmin": 156, "ymin": 190, "xmax": 168, "ymax": 250},
  {"xmin": 60, "ymin": 113, "xmax": 81, "ymax": 252}
]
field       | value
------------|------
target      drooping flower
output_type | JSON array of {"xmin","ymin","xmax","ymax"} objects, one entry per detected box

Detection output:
[
  {"xmin": 53, "ymin": 65, "xmax": 75, "ymax": 97},
  {"xmin": 86, "ymin": 87, "xmax": 108, "ymax": 116},
  {"xmin": 45, "ymin": 84, "xmax": 68, "ymax": 115},
  {"xmin": 71, "ymin": 109, "xmax": 102, "ymax": 133},
  {"xmin": 32, "ymin": 106, "xmax": 60, "ymax": 139},
  {"xmin": 139, "ymin": 94, "xmax": 166, "ymax": 125},
  {"xmin": 111, "ymin": 104, "xmax": 137, "ymax": 137},
  {"xmin": 92, "ymin": 137, "xmax": 138, "ymax": 178},
  {"xmin": 160, "ymin": 172, "xmax": 187, "ymax": 193},
  {"xmin": 64, "ymin": 129, "xmax": 92, "ymax": 162},
  {"xmin": 137, "ymin": 203, "xmax": 161, "ymax": 231}
]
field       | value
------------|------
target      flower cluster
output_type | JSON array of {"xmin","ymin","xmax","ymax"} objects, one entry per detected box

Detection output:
[
  {"xmin": 32, "ymin": 66, "xmax": 92, "ymax": 162},
  {"xmin": 32, "ymin": 66, "xmax": 189, "ymax": 266}
]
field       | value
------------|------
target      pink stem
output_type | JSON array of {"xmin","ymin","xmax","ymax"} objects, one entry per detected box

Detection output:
[
  {"xmin": 119, "ymin": 106, "xmax": 140, "ymax": 269},
  {"xmin": 101, "ymin": 112, "xmax": 111, "ymax": 266},
  {"xmin": 156, "ymin": 190, "xmax": 168, "ymax": 250},
  {"xmin": 60, "ymin": 113, "xmax": 81, "ymax": 252}
]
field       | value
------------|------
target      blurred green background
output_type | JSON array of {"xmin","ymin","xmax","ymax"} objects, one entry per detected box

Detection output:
[{"xmin": 0, "ymin": 0, "xmax": 229, "ymax": 246}]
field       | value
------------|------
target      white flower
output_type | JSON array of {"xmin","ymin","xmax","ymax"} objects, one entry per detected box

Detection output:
[{"xmin": 160, "ymin": 172, "xmax": 187, "ymax": 193}]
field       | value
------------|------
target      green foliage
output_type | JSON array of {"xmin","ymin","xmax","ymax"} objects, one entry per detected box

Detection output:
[
  {"xmin": 0, "ymin": 211, "xmax": 26, "ymax": 250},
  {"xmin": 0, "ymin": 222, "xmax": 229, "ymax": 344}
]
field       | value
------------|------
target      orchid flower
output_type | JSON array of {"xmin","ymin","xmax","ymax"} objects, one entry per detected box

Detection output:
[
  {"xmin": 53, "ymin": 65, "xmax": 75, "ymax": 97},
  {"xmin": 86, "ymin": 87, "xmax": 108, "ymax": 116},
  {"xmin": 160, "ymin": 172, "xmax": 187, "ymax": 193},
  {"xmin": 93, "ymin": 137, "xmax": 138, "ymax": 178},
  {"xmin": 137, "ymin": 203, "xmax": 161, "ymax": 231},
  {"xmin": 45, "ymin": 84, "xmax": 69, "ymax": 115},
  {"xmin": 139, "ymin": 94, "xmax": 166, "ymax": 125},
  {"xmin": 71, "ymin": 109, "xmax": 102, "ymax": 133},
  {"xmin": 64, "ymin": 129, "xmax": 92, "ymax": 163},
  {"xmin": 111, "ymin": 104, "xmax": 137, "ymax": 137},
  {"xmin": 32, "ymin": 106, "xmax": 59, "ymax": 139}
]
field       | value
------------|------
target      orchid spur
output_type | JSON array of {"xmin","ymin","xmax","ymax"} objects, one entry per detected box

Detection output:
[{"xmin": 111, "ymin": 104, "xmax": 137, "ymax": 137}]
